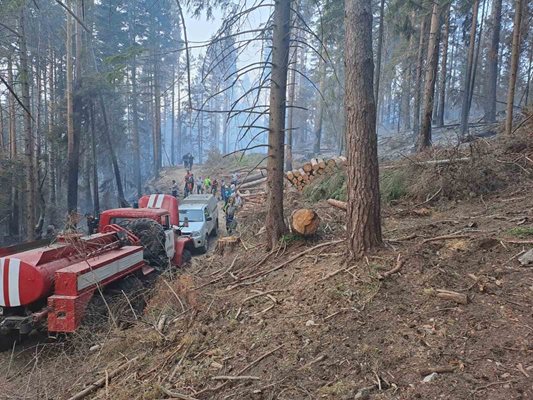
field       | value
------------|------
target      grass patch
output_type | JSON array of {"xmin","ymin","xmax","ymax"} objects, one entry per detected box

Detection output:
[
  {"xmin": 380, "ymin": 169, "xmax": 409, "ymax": 203},
  {"xmin": 507, "ymin": 227, "xmax": 533, "ymax": 238},
  {"xmin": 280, "ymin": 232, "xmax": 303, "ymax": 246},
  {"xmin": 302, "ymin": 170, "xmax": 347, "ymax": 202}
]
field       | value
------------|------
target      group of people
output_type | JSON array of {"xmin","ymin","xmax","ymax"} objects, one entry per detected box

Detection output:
[
  {"xmin": 170, "ymin": 170, "xmax": 243, "ymax": 234},
  {"xmin": 182, "ymin": 153, "xmax": 195, "ymax": 170}
]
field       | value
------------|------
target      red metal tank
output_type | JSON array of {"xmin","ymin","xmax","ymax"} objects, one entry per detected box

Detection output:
[{"xmin": 0, "ymin": 232, "xmax": 124, "ymax": 308}]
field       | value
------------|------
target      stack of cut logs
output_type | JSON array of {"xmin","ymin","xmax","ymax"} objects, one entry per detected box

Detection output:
[{"xmin": 285, "ymin": 156, "xmax": 347, "ymax": 191}]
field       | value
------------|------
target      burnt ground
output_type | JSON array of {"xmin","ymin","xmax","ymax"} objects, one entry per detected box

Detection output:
[{"xmin": 1, "ymin": 136, "xmax": 532, "ymax": 400}]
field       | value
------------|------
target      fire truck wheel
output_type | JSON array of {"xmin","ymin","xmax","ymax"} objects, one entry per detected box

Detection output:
[
  {"xmin": 0, "ymin": 331, "xmax": 19, "ymax": 352},
  {"xmin": 182, "ymin": 249, "xmax": 192, "ymax": 266},
  {"xmin": 121, "ymin": 218, "xmax": 169, "ymax": 269}
]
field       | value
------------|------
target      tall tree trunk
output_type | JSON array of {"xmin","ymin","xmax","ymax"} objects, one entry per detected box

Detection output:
[
  {"xmin": 171, "ymin": 65, "xmax": 176, "ymax": 165},
  {"xmin": 177, "ymin": 65, "xmax": 183, "ymax": 160},
  {"xmin": 413, "ymin": 16, "xmax": 428, "ymax": 134},
  {"xmin": 99, "ymin": 94, "xmax": 127, "ymax": 206},
  {"xmin": 131, "ymin": 57, "xmax": 141, "ymax": 198},
  {"xmin": 525, "ymin": 45, "xmax": 532, "ymax": 105},
  {"xmin": 153, "ymin": 57, "xmax": 162, "ymax": 175},
  {"xmin": 265, "ymin": 0, "xmax": 290, "ymax": 249},
  {"xmin": 436, "ymin": 4, "xmax": 450, "ymax": 127},
  {"xmin": 0, "ymin": 94, "xmax": 4, "ymax": 151},
  {"xmin": 66, "ymin": 0, "xmax": 78, "ymax": 215},
  {"xmin": 459, "ymin": 0, "xmax": 480, "ymax": 137},
  {"xmin": 89, "ymin": 102, "xmax": 99, "ymax": 214},
  {"xmin": 19, "ymin": 8, "xmax": 36, "ymax": 240},
  {"xmin": 7, "ymin": 56, "xmax": 19, "ymax": 236},
  {"xmin": 374, "ymin": 0, "xmax": 385, "ymax": 106},
  {"xmin": 505, "ymin": 0, "xmax": 524, "ymax": 135},
  {"xmin": 48, "ymin": 47, "xmax": 57, "ymax": 224},
  {"xmin": 344, "ymin": 0, "xmax": 382, "ymax": 260},
  {"xmin": 417, "ymin": 2, "xmax": 441, "ymax": 151},
  {"xmin": 313, "ymin": 46, "xmax": 326, "ymax": 155},
  {"xmin": 285, "ymin": 45, "xmax": 298, "ymax": 171},
  {"xmin": 485, "ymin": 0, "xmax": 502, "ymax": 122}
]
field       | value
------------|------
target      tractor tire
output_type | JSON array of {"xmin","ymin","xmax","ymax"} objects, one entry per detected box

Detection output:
[
  {"xmin": 181, "ymin": 249, "xmax": 192, "ymax": 266},
  {"xmin": 0, "ymin": 331, "xmax": 19, "ymax": 352},
  {"xmin": 120, "ymin": 218, "xmax": 169, "ymax": 269}
]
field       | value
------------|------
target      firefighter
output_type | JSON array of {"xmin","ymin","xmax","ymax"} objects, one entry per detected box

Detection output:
[
  {"xmin": 85, "ymin": 213, "xmax": 99, "ymax": 235},
  {"xmin": 184, "ymin": 170, "xmax": 194, "ymax": 197},
  {"xmin": 171, "ymin": 180, "xmax": 179, "ymax": 198}
]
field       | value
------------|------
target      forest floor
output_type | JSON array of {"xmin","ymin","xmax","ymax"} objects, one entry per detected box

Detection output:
[{"xmin": 1, "ymin": 127, "xmax": 533, "ymax": 400}]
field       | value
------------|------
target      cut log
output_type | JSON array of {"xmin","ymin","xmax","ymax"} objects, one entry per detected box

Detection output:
[
  {"xmin": 317, "ymin": 158, "xmax": 326, "ymax": 169},
  {"xmin": 239, "ymin": 177, "xmax": 267, "ymax": 189},
  {"xmin": 215, "ymin": 236, "xmax": 241, "ymax": 255},
  {"xmin": 286, "ymin": 171, "xmax": 294, "ymax": 181},
  {"xmin": 241, "ymin": 170, "xmax": 267, "ymax": 184},
  {"xmin": 327, "ymin": 198, "xmax": 347, "ymax": 211},
  {"xmin": 291, "ymin": 209, "xmax": 320, "ymax": 237},
  {"xmin": 435, "ymin": 289, "xmax": 468, "ymax": 305},
  {"xmin": 303, "ymin": 162, "xmax": 313, "ymax": 173},
  {"xmin": 311, "ymin": 158, "xmax": 320, "ymax": 170},
  {"xmin": 326, "ymin": 159, "xmax": 336, "ymax": 168}
]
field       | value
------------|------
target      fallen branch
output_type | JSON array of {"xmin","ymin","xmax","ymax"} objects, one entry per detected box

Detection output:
[
  {"xmin": 435, "ymin": 289, "xmax": 468, "ymax": 305},
  {"xmin": 326, "ymin": 198, "xmax": 347, "ymax": 211},
  {"xmin": 67, "ymin": 355, "xmax": 142, "ymax": 400},
  {"xmin": 237, "ymin": 240, "xmax": 344, "ymax": 283},
  {"xmin": 386, "ymin": 233, "xmax": 417, "ymax": 242},
  {"xmin": 378, "ymin": 254, "xmax": 404, "ymax": 280},
  {"xmin": 159, "ymin": 385, "xmax": 199, "ymax": 400},
  {"xmin": 317, "ymin": 265, "xmax": 357, "ymax": 282},
  {"xmin": 196, "ymin": 345, "xmax": 284, "ymax": 396},
  {"xmin": 211, "ymin": 375, "xmax": 260, "ymax": 381},
  {"xmin": 421, "ymin": 234, "xmax": 471, "ymax": 244},
  {"xmin": 241, "ymin": 290, "xmax": 283, "ymax": 306},
  {"xmin": 419, "ymin": 365, "xmax": 456, "ymax": 376},
  {"xmin": 298, "ymin": 354, "xmax": 327, "ymax": 370}
]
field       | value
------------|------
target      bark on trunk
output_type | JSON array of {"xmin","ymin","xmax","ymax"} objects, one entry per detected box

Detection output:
[
  {"xmin": 417, "ymin": 2, "xmax": 441, "ymax": 151},
  {"xmin": 505, "ymin": 0, "xmax": 524, "ymax": 135},
  {"xmin": 19, "ymin": 8, "xmax": 36, "ymax": 239},
  {"xmin": 89, "ymin": 102, "xmax": 99, "ymax": 215},
  {"xmin": 436, "ymin": 5, "xmax": 450, "ymax": 127},
  {"xmin": 313, "ymin": 45, "xmax": 326, "ymax": 155},
  {"xmin": 99, "ymin": 94, "xmax": 127, "ymax": 207},
  {"xmin": 374, "ymin": 0, "xmax": 385, "ymax": 106},
  {"xmin": 265, "ymin": 0, "xmax": 291, "ymax": 249},
  {"xmin": 66, "ymin": 0, "xmax": 78, "ymax": 214},
  {"xmin": 131, "ymin": 57, "xmax": 141, "ymax": 198},
  {"xmin": 459, "ymin": 0, "xmax": 480, "ymax": 137},
  {"xmin": 7, "ymin": 56, "xmax": 19, "ymax": 236},
  {"xmin": 344, "ymin": 0, "xmax": 382, "ymax": 260},
  {"xmin": 285, "ymin": 44, "xmax": 298, "ymax": 171},
  {"xmin": 413, "ymin": 16, "xmax": 429, "ymax": 135},
  {"xmin": 485, "ymin": 0, "xmax": 502, "ymax": 122},
  {"xmin": 153, "ymin": 56, "xmax": 162, "ymax": 175}
]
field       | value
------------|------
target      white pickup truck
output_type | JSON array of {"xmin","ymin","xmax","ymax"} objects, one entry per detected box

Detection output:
[{"xmin": 179, "ymin": 194, "xmax": 218, "ymax": 253}]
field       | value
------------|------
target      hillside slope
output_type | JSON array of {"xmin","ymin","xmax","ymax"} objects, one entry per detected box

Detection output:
[{"xmin": 1, "ymin": 131, "xmax": 532, "ymax": 400}]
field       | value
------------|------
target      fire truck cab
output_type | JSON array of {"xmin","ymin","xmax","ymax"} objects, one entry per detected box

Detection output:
[{"xmin": 98, "ymin": 205, "xmax": 193, "ymax": 268}]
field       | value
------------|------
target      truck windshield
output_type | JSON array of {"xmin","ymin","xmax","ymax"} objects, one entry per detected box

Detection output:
[{"xmin": 179, "ymin": 209, "xmax": 204, "ymax": 222}]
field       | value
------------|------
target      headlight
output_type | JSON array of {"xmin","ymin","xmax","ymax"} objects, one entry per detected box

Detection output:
[
  {"xmin": 0, "ymin": 306, "xmax": 3, "ymax": 316},
  {"xmin": 192, "ymin": 231, "xmax": 201, "ymax": 237}
]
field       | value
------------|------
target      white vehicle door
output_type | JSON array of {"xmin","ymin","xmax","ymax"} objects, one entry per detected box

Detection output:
[{"xmin": 163, "ymin": 215, "xmax": 175, "ymax": 258}]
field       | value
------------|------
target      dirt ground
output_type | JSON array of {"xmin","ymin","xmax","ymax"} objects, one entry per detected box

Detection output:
[{"xmin": 1, "ymin": 139, "xmax": 532, "ymax": 400}]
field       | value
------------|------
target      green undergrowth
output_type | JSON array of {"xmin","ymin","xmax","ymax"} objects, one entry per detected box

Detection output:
[
  {"xmin": 507, "ymin": 227, "xmax": 533, "ymax": 238},
  {"xmin": 303, "ymin": 169, "xmax": 409, "ymax": 204}
]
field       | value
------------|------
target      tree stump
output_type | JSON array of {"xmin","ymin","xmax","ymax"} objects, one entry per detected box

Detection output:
[
  {"xmin": 291, "ymin": 209, "xmax": 320, "ymax": 237},
  {"xmin": 215, "ymin": 236, "xmax": 241, "ymax": 255}
]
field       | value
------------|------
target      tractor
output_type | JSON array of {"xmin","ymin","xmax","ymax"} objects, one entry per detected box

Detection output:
[{"xmin": 0, "ymin": 195, "xmax": 193, "ymax": 350}]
